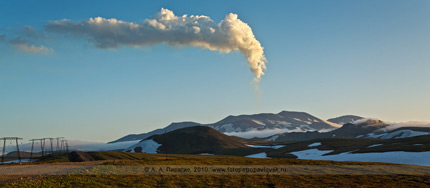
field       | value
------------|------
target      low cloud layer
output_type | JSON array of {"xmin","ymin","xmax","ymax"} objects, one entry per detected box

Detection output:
[
  {"xmin": 386, "ymin": 121, "xmax": 430, "ymax": 131},
  {"xmin": 352, "ymin": 118, "xmax": 430, "ymax": 131},
  {"xmin": 45, "ymin": 8, "xmax": 267, "ymax": 80},
  {"xmin": 224, "ymin": 128, "xmax": 292, "ymax": 139}
]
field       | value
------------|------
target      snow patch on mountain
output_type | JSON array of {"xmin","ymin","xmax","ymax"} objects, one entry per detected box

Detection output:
[
  {"xmin": 245, "ymin": 152, "xmax": 269, "ymax": 158},
  {"xmin": 299, "ymin": 124, "xmax": 311, "ymax": 130},
  {"xmin": 246, "ymin": 145, "xmax": 284, "ymax": 149},
  {"xmin": 273, "ymin": 121, "xmax": 291, "ymax": 126},
  {"xmin": 291, "ymin": 149, "xmax": 430, "ymax": 166},
  {"xmin": 367, "ymin": 144, "xmax": 383, "ymax": 148},
  {"xmin": 321, "ymin": 119, "xmax": 342, "ymax": 128},
  {"xmin": 365, "ymin": 130, "xmax": 428, "ymax": 139},
  {"xmin": 126, "ymin": 139, "xmax": 161, "ymax": 153},
  {"xmin": 267, "ymin": 135, "xmax": 279, "ymax": 141},
  {"xmin": 251, "ymin": 120, "xmax": 265, "ymax": 125},
  {"xmin": 308, "ymin": 142, "xmax": 322, "ymax": 147},
  {"xmin": 220, "ymin": 123, "xmax": 240, "ymax": 132}
]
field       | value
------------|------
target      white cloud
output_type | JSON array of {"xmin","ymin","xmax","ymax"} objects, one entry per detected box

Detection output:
[
  {"xmin": 45, "ymin": 8, "xmax": 267, "ymax": 81},
  {"xmin": 14, "ymin": 43, "xmax": 53, "ymax": 54},
  {"xmin": 386, "ymin": 121, "xmax": 430, "ymax": 131},
  {"xmin": 9, "ymin": 37, "xmax": 54, "ymax": 54},
  {"xmin": 225, "ymin": 128, "xmax": 301, "ymax": 139}
]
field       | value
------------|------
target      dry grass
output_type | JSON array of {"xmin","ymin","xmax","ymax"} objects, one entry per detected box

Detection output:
[{"xmin": 1, "ymin": 151, "xmax": 429, "ymax": 187}]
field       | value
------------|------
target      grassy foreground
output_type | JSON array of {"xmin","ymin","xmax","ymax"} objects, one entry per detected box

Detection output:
[{"xmin": 1, "ymin": 152, "xmax": 429, "ymax": 187}]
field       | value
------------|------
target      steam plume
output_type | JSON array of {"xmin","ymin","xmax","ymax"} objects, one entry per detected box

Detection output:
[{"xmin": 45, "ymin": 8, "xmax": 267, "ymax": 80}]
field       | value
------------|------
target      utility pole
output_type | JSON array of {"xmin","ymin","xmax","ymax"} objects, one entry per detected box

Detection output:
[
  {"xmin": 49, "ymin": 138, "xmax": 54, "ymax": 154},
  {"xmin": 0, "ymin": 137, "xmax": 23, "ymax": 163},
  {"xmin": 60, "ymin": 139, "xmax": 66, "ymax": 152},
  {"xmin": 29, "ymin": 139, "xmax": 45, "ymax": 161},
  {"xmin": 56, "ymin": 137, "xmax": 64, "ymax": 153},
  {"xmin": 65, "ymin": 141, "xmax": 70, "ymax": 153},
  {"xmin": 42, "ymin": 138, "xmax": 54, "ymax": 155},
  {"xmin": 39, "ymin": 138, "xmax": 46, "ymax": 156},
  {"xmin": 15, "ymin": 138, "xmax": 21, "ymax": 163},
  {"xmin": 30, "ymin": 139, "xmax": 35, "ymax": 161}
]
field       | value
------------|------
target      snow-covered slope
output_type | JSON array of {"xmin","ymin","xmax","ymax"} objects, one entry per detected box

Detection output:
[
  {"xmin": 125, "ymin": 139, "xmax": 161, "ymax": 153},
  {"xmin": 208, "ymin": 111, "xmax": 341, "ymax": 138},
  {"xmin": 361, "ymin": 129, "xmax": 429, "ymax": 139},
  {"xmin": 277, "ymin": 135, "xmax": 430, "ymax": 166},
  {"xmin": 291, "ymin": 149, "xmax": 430, "ymax": 166},
  {"xmin": 269, "ymin": 119, "xmax": 430, "ymax": 142},
  {"xmin": 352, "ymin": 120, "xmax": 430, "ymax": 139}
]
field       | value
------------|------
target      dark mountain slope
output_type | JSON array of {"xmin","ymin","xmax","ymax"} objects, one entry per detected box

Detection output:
[
  {"xmin": 125, "ymin": 126, "xmax": 262, "ymax": 155},
  {"xmin": 109, "ymin": 122, "xmax": 200, "ymax": 143},
  {"xmin": 152, "ymin": 126, "xmax": 248, "ymax": 154}
]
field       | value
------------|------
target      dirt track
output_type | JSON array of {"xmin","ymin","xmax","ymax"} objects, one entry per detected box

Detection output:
[{"xmin": 0, "ymin": 161, "xmax": 104, "ymax": 183}]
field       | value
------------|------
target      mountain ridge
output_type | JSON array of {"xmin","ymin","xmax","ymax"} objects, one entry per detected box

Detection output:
[
  {"xmin": 124, "ymin": 126, "xmax": 276, "ymax": 156},
  {"xmin": 110, "ymin": 111, "xmax": 344, "ymax": 143},
  {"xmin": 266, "ymin": 119, "xmax": 430, "ymax": 142}
]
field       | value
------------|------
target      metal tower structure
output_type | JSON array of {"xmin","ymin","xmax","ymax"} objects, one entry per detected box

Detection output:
[
  {"xmin": 61, "ymin": 139, "xmax": 67, "ymax": 153},
  {"xmin": 29, "ymin": 138, "xmax": 45, "ymax": 162},
  {"xmin": 1, "ymin": 137, "xmax": 23, "ymax": 163},
  {"xmin": 56, "ymin": 137, "xmax": 64, "ymax": 153},
  {"xmin": 43, "ymin": 138, "xmax": 55, "ymax": 154},
  {"xmin": 65, "ymin": 141, "xmax": 70, "ymax": 153}
]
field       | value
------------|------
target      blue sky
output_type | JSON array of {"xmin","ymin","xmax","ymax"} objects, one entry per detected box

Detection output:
[{"xmin": 1, "ymin": 0, "xmax": 429, "ymax": 142}]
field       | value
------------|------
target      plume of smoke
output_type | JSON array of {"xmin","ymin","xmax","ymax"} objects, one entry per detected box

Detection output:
[{"xmin": 45, "ymin": 8, "xmax": 267, "ymax": 81}]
